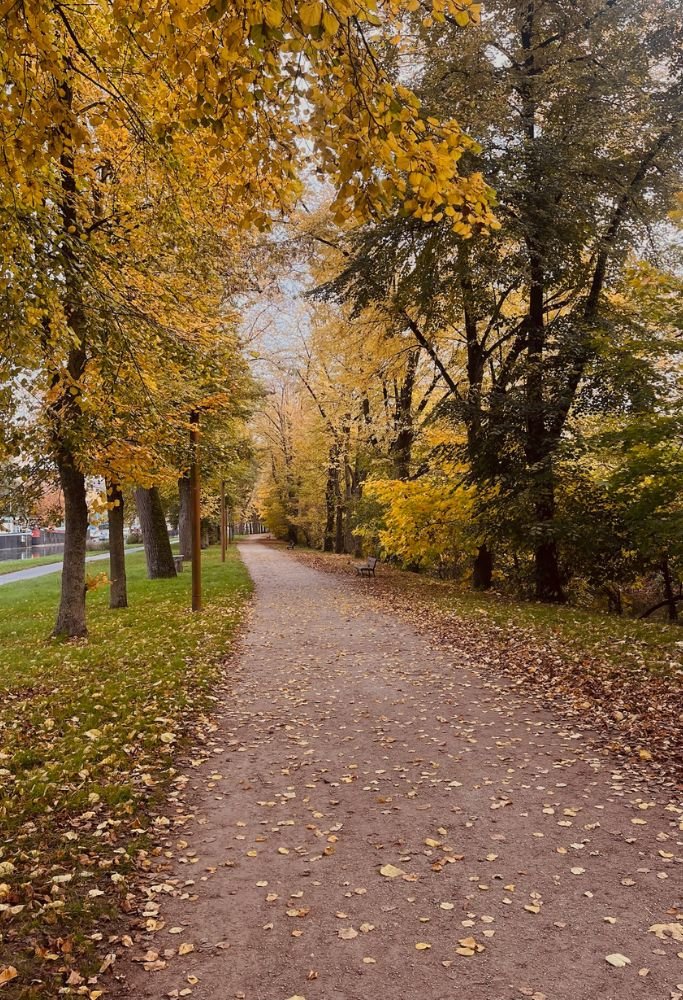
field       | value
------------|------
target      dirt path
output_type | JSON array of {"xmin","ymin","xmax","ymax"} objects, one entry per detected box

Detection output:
[{"xmin": 120, "ymin": 539, "xmax": 682, "ymax": 1000}]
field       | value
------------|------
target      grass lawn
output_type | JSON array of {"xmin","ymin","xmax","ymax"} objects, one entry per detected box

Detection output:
[
  {"xmin": 0, "ymin": 546, "xmax": 251, "ymax": 997},
  {"xmin": 421, "ymin": 576, "xmax": 683, "ymax": 676}
]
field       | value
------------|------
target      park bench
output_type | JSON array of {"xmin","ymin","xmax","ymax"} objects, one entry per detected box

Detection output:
[
  {"xmin": 173, "ymin": 554, "xmax": 184, "ymax": 573},
  {"xmin": 355, "ymin": 556, "xmax": 377, "ymax": 578}
]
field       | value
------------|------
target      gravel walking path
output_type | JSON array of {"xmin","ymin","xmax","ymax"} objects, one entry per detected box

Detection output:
[{"xmin": 120, "ymin": 538, "xmax": 683, "ymax": 1000}]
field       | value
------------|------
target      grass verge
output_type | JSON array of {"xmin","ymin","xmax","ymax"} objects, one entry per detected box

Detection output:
[{"xmin": 0, "ymin": 546, "xmax": 251, "ymax": 998}]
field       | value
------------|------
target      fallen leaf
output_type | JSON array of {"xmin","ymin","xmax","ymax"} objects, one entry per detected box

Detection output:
[
  {"xmin": 648, "ymin": 923, "xmax": 683, "ymax": 942},
  {"xmin": 338, "ymin": 928, "xmax": 358, "ymax": 940},
  {"xmin": 606, "ymin": 953, "xmax": 631, "ymax": 968},
  {"xmin": 379, "ymin": 864, "xmax": 404, "ymax": 878},
  {"xmin": 0, "ymin": 967, "xmax": 18, "ymax": 986}
]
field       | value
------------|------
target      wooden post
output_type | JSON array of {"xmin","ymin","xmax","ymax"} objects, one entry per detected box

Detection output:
[
  {"xmin": 220, "ymin": 479, "xmax": 226, "ymax": 563},
  {"xmin": 190, "ymin": 411, "xmax": 201, "ymax": 612}
]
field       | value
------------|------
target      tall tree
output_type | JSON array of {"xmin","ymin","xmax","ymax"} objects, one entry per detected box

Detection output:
[
  {"xmin": 320, "ymin": 0, "xmax": 683, "ymax": 599},
  {"xmin": 1, "ymin": 0, "xmax": 494, "ymax": 634}
]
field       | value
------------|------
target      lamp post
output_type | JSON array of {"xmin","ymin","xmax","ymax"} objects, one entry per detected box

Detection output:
[
  {"xmin": 190, "ymin": 411, "xmax": 201, "ymax": 611},
  {"xmin": 220, "ymin": 479, "xmax": 226, "ymax": 563}
]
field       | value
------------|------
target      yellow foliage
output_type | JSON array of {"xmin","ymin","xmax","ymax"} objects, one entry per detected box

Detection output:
[{"xmin": 364, "ymin": 474, "xmax": 476, "ymax": 569}]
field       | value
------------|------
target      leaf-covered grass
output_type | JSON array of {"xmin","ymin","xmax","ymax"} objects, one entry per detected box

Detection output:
[
  {"xmin": 424, "ymin": 579, "xmax": 683, "ymax": 677},
  {"xmin": 0, "ymin": 546, "xmax": 251, "ymax": 997}
]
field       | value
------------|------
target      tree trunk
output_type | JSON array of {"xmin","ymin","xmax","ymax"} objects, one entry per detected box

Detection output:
[
  {"xmin": 135, "ymin": 487, "xmax": 176, "ymax": 578},
  {"xmin": 107, "ymin": 481, "xmax": 127, "ymax": 609},
  {"xmin": 323, "ymin": 453, "xmax": 337, "ymax": 552},
  {"xmin": 472, "ymin": 544, "xmax": 493, "ymax": 590},
  {"xmin": 334, "ymin": 502, "xmax": 345, "ymax": 554},
  {"xmin": 178, "ymin": 475, "xmax": 192, "ymax": 559},
  {"xmin": 661, "ymin": 554, "xmax": 678, "ymax": 622},
  {"xmin": 51, "ymin": 80, "xmax": 89, "ymax": 637},
  {"xmin": 344, "ymin": 462, "xmax": 355, "ymax": 555},
  {"xmin": 53, "ymin": 457, "xmax": 89, "ymax": 637},
  {"xmin": 534, "ymin": 537, "xmax": 564, "ymax": 602}
]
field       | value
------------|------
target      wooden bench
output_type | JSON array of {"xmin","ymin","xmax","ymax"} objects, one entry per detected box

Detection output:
[
  {"xmin": 355, "ymin": 556, "xmax": 377, "ymax": 578},
  {"xmin": 173, "ymin": 555, "xmax": 184, "ymax": 573}
]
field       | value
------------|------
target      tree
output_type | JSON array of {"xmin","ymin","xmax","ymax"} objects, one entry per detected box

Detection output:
[
  {"xmin": 1, "ymin": 0, "xmax": 494, "ymax": 634},
  {"xmin": 318, "ymin": 0, "xmax": 683, "ymax": 600}
]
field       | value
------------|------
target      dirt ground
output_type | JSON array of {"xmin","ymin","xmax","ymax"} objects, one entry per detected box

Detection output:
[{"xmin": 118, "ymin": 538, "xmax": 683, "ymax": 1000}]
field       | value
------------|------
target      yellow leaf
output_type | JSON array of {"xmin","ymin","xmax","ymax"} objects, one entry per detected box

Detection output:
[
  {"xmin": 415, "ymin": 942, "xmax": 431, "ymax": 950},
  {"xmin": 299, "ymin": 2, "xmax": 323, "ymax": 29},
  {"xmin": 606, "ymin": 953, "xmax": 631, "ymax": 968},
  {"xmin": 379, "ymin": 863, "xmax": 404, "ymax": 878},
  {"xmin": 0, "ymin": 967, "xmax": 18, "ymax": 985}
]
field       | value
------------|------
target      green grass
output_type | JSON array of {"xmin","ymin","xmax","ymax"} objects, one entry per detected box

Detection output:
[{"xmin": 0, "ymin": 546, "xmax": 252, "ymax": 996}]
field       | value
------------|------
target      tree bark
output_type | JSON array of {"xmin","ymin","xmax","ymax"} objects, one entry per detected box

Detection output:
[
  {"xmin": 472, "ymin": 544, "xmax": 493, "ymax": 590},
  {"xmin": 178, "ymin": 475, "xmax": 193, "ymax": 559},
  {"xmin": 135, "ymin": 487, "xmax": 176, "ymax": 578},
  {"xmin": 334, "ymin": 501, "xmax": 345, "ymax": 554},
  {"xmin": 661, "ymin": 554, "xmax": 679, "ymax": 622},
  {"xmin": 53, "ymin": 458, "xmax": 89, "ymax": 636},
  {"xmin": 107, "ymin": 481, "xmax": 127, "ymax": 609},
  {"xmin": 51, "ymin": 77, "xmax": 90, "ymax": 637},
  {"xmin": 323, "ymin": 449, "xmax": 337, "ymax": 552}
]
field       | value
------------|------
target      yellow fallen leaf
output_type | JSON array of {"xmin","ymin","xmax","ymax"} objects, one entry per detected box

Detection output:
[
  {"xmin": 0, "ymin": 967, "xmax": 18, "ymax": 985},
  {"xmin": 648, "ymin": 922, "xmax": 683, "ymax": 942},
  {"xmin": 178, "ymin": 943, "xmax": 194, "ymax": 956},
  {"xmin": 606, "ymin": 953, "xmax": 631, "ymax": 968},
  {"xmin": 415, "ymin": 942, "xmax": 431, "ymax": 950},
  {"xmin": 338, "ymin": 927, "xmax": 358, "ymax": 940},
  {"xmin": 440, "ymin": 902, "xmax": 454, "ymax": 910},
  {"xmin": 379, "ymin": 864, "xmax": 404, "ymax": 878}
]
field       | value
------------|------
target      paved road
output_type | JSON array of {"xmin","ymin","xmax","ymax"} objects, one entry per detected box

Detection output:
[
  {"xmin": 120, "ymin": 539, "xmax": 682, "ymax": 1000},
  {"xmin": 0, "ymin": 546, "xmax": 144, "ymax": 586}
]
